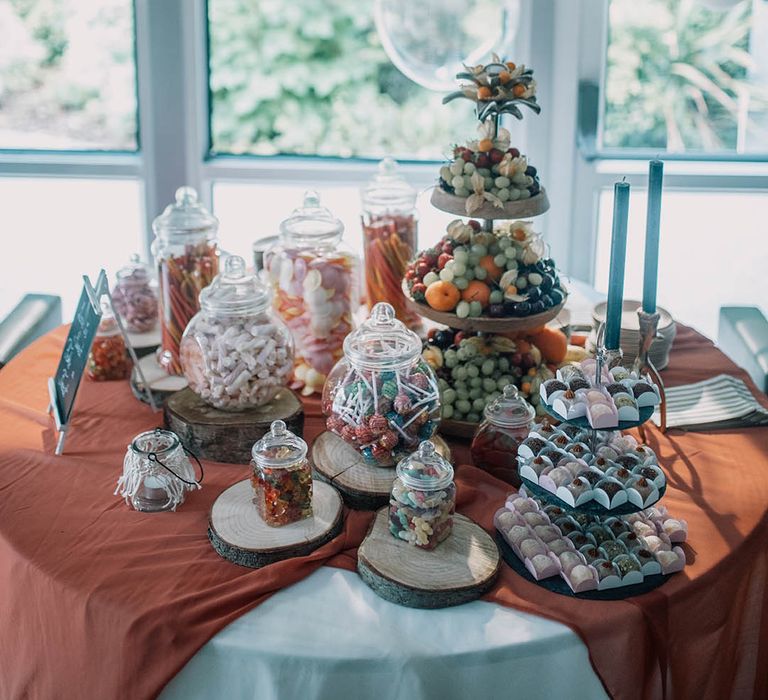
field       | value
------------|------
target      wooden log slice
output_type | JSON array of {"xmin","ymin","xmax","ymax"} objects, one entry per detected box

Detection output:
[
  {"xmin": 130, "ymin": 352, "xmax": 188, "ymax": 405},
  {"xmin": 357, "ymin": 508, "xmax": 500, "ymax": 609},
  {"xmin": 208, "ymin": 478, "xmax": 343, "ymax": 569},
  {"xmin": 311, "ymin": 431, "xmax": 452, "ymax": 510},
  {"xmin": 431, "ymin": 186, "xmax": 550, "ymax": 219},
  {"xmin": 164, "ymin": 387, "xmax": 304, "ymax": 464}
]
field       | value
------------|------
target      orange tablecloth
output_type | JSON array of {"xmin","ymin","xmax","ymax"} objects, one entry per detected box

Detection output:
[{"xmin": 0, "ymin": 326, "xmax": 767, "ymax": 700}]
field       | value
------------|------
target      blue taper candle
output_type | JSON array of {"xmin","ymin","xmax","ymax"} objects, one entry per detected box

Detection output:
[
  {"xmin": 642, "ymin": 160, "xmax": 664, "ymax": 313},
  {"xmin": 605, "ymin": 181, "xmax": 630, "ymax": 350}
]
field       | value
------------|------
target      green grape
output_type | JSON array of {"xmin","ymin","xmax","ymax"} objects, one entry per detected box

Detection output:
[
  {"xmin": 454, "ymin": 187, "xmax": 470, "ymax": 198},
  {"xmin": 454, "ymin": 366, "xmax": 468, "ymax": 381},
  {"xmin": 466, "ymin": 412, "xmax": 481, "ymax": 423},
  {"xmin": 454, "ymin": 277, "xmax": 469, "ymax": 290},
  {"xmin": 498, "ymin": 236, "xmax": 511, "ymax": 250},
  {"xmin": 489, "ymin": 290, "xmax": 503, "ymax": 304},
  {"xmin": 470, "ymin": 244, "xmax": 487, "ymax": 257},
  {"xmin": 440, "ymin": 166, "xmax": 453, "ymax": 182},
  {"xmin": 477, "ymin": 168, "xmax": 491, "ymax": 177},
  {"xmin": 472, "ymin": 397, "xmax": 486, "ymax": 412},
  {"xmin": 469, "ymin": 300, "xmax": 483, "ymax": 317},
  {"xmin": 516, "ymin": 276, "xmax": 528, "ymax": 289},
  {"xmin": 512, "ymin": 171, "xmax": 528, "ymax": 185},
  {"xmin": 439, "ymin": 268, "xmax": 454, "ymax": 282},
  {"xmin": 487, "ymin": 391, "xmax": 501, "ymax": 404},
  {"xmin": 452, "ymin": 262, "xmax": 466, "ymax": 277},
  {"xmin": 505, "ymin": 246, "xmax": 517, "ymax": 259},
  {"xmin": 444, "ymin": 350, "xmax": 458, "ymax": 368},
  {"xmin": 442, "ymin": 388, "xmax": 457, "ymax": 404},
  {"xmin": 493, "ymin": 254, "xmax": 506, "ymax": 268},
  {"xmin": 456, "ymin": 388, "xmax": 470, "ymax": 401},
  {"xmin": 463, "ymin": 175, "xmax": 474, "ymax": 190},
  {"xmin": 469, "ymin": 387, "xmax": 482, "ymax": 400},
  {"xmin": 481, "ymin": 359, "xmax": 496, "ymax": 376},
  {"xmin": 484, "ymin": 177, "xmax": 494, "ymax": 190},
  {"xmin": 474, "ymin": 267, "xmax": 488, "ymax": 281},
  {"xmin": 462, "ymin": 343, "xmax": 477, "ymax": 358},
  {"xmin": 453, "ymin": 247, "xmax": 468, "ymax": 262},
  {"xmin": 423, "ymin": 271, "xmax": 439, "ymax": 286},
  {"xmin": 519, "ymin": 189, "xmax": 531, "ymax": 200},
  {"xmin": 442, "ymin": 404, "xmax": 454, "ymax": 419},
  {"xmin": 466, "ymin": 364, "xmax": 479, "ymax": 378},
  {"xmin": 456, "ymin": 399, "xmax": 471, "ymax": 414},
  {"xmin": 494, "ymin": 176, "xmax": 511, "ymax": 189},
  {"xmin": 463, "ymin": 161, "xmax": 476, "ymax": 175},
  {"xmin": 465, "ymin": 267, "xmax": 476, "ymax": 281},
  {"xmin": 456, "ymin": 300, "xmax": 470, "ymax": 319},
  {"xmin": 437, "ymin": 377, "xmax": 449, "ymax": 391},
  {"xmin": 498, "ymin": 357, "xmax": 510, "ymax": 372},
  {"xmin": 483, "ymin": 378, "xmax": 497, "ymax": 393},
  {"xmin": 451, "ymin": 175, "xmax": 465, "ymax": 190},
  {"xmin": 506, "ymin": 259, "xmax": 518, "ymax": 271},
  {"xmin": 497, "ymin": 375, "xmax": 513, "ymax": 390},
  {"xmin": 496, "ymin": 188, "xmax": 510, "ymax": 202},
  {"xmin": 450, "ymin": 160, "xmax": 465, "ymax": 176},
  {"xmin": 470, "ymin": 376, "xmax": 482, "ymax": 388}
]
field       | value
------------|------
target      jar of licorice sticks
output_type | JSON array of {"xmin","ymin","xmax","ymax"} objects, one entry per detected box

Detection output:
[
  {"xmin": 152, "ymin": 187, "xmax": 219, "ymax": 376},
  {"xmin": 322, "ymin": 302, "xmax": 441, "ymax": 467}
]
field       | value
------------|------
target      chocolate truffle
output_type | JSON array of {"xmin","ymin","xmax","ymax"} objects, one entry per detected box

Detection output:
[
  {"xmin": 543, "ymin": 379, "xmax": 568, "ymax": 399},
  {"xmin": 567, "ymin": 531, "xmax": 593, "ymax": 549},
  {"xmin": 613, "ymin": 553, "xmax": 641, "ymax": 576},
  {"xmin": 586, "ymin": 524, "xmax": 613, "ymax": 545},
  {"xmin": 559, "ymin": 550, "xmax": 585, "ymax": 574},
  {"xmin": 523, "ymin": 511, "xmax": 549, "ymax": 527},
  {"xmin": 579, "ymin": 544, "xmax": 601, "ymax": 563},
  {"xmin": 569, "ymin": 377, "xmax": 590, "ymax": 392},
  {"xmin": 633, "ymin": 381, "xmax": 656, "ymax": 398},
  {"xmin": 614, "ymin": 454, "xmax": 640, "ymax": 469},
  {"xmin": 594, "ymin": 559, "xmax": 619, "ymax": 581},
  {"xmin": 595, "ymin": 478, "xmax": 624, "ymax": 500},
  {"xmin": 606, "ymin": 382, "xmax": 631, "ymax": 397},
  {"xmin": 554, "ymin": 516, "xmax": 580, "ymax": 535},
  {"xmin": 520, "ymin": 538, "xmax": 546, "ymax": 559},
  {"xmin": 577, "ymin": 469, "xmax": 603, "ymax": 487},
  {"xmin": 599, "ymin": 539, "xmax": 627, "ymax": 560}
]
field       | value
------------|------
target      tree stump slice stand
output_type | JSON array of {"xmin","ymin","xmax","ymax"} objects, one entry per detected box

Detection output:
[
  {"xmin": 357, "ymin": 508, "xmax": 500, "ymax": 609},
  {"xmin": 164, "ymin": 387, "xmax": 304, "ymax": 464},
  {"xmin": 311, "ymin": 431, "xmax": 452, "ymax": 510},
  {"xmin": 208, "ymin": 478, "xmax": 343, "ymax": 568},
  {"xmin": 130, "ymin": 353, "xmax": 188, "ymax": 406}
]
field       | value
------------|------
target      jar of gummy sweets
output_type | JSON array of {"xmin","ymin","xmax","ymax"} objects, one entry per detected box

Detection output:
[
  {"xmin": 152, "ymin": 187, "xmax": 219, "ymax": 375},
  {"xmin": 470, "ymin": 385, "xmax": 535, "ymax": 486},
  {"xmin": 322, "ymin": 302, "xmax": 441, "ymax": 467},
  {"xmin": 361, "ymin": 158, "xmax": 420, "ymax": 329},
  {"xmin": 112, "ymin": 254, "xmax": 158, "ymax": 333},
  {"xmin": 265, "ymin": 191, "xmax": 359, "ymax": 396},
  {"xmin": 180, "ymin": 255, "xmax": 294, "ymax": 411},
  {"xmin": 250, "ymin": 420, "xmax": 312, "ymax": 527},
  {"xmin": 87, "ymin": 300, "xmax": 132, "ymax": 381},
  {"xmin": 389, "ymin": 441, "xmax": 455, "ymax": 549}
]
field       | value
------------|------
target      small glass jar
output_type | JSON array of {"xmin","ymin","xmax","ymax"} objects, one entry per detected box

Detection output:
[
  {"xmin": 250, "ymin": 420, "xmax": 313, "ymax": 527},
  {"xmin": 152, "ymin": 187, "xmax": 220, "ymax": 375},
  {"xmin": 470, "ymin": 385, "xmax": 535, "ymax": 486},
  {"xmin": 180, "ymin": 255, "xmax": 294, "ymax": 411},
  {"xmin": 118, "ymin": 429, "xmax": 201, "ymax": 512},
  {"xmin": 322, "ymin": 302, "xmax": 440, "ymax": 467},
  {"xmin": 112, "ymin": 254, "xmax": 159, "ymax": 333},
  {"xmin": 389, "ymin": 441, "xmax": 455, "ymax": 549},
  {"xmin": 87, "ymin": 301, "xmax": 132, "ymax": 381},
  {"xmin": 361, "ymin": 158, "xmax": 421, "ymax": 329},
  {"xmin": 265, "ymin": 191, "xmax": 359, "ymax": 395}
]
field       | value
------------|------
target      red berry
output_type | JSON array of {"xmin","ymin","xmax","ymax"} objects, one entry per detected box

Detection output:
[
  {"xmin": 453, "ymin": 331, "xmax": 466, "ymax": 345},
  {"xmin": 508, "ymin": 147, "xmax": 520, "ymax": 158},
  {"xmin": 416, "ymin": 262, "xmax": 430, "ymax": 277},
  {"xmin": 511, "ymin": 352, "xmax": 523, "ymax": 366},
  {"xmin": 490, "ymin": 149, "xmax": 504, "ymax": 164},
  {"xmin": 405, "ymin": 269, "xmax": 415, "ymax": 280},
  {"xmin": 476, "ymin": 154, "xmax": 490, "ymax": 169},
  {"xmin": 424, "ymin": 252, "xmax": 439, "ymax": 266},
  {"xmin": 468, "ymin": 220, "xmax": 481, "ymax": 232},
  {"xmin": 437, "ymin": 253, "xmax": 452, "ymax": 269},
  {"xmin": 441, "ymin": 241, "xmax": 454, "ymax": 254},
  {"xmin": 411, "ymin": 282, "xmax": 427, "ymax": 296},
  {"xmin": 461, "ymin": 150, "xmax": 473, "ymax": 162}
]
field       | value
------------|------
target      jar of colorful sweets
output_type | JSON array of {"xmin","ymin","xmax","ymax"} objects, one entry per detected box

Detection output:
[
  {"xmin": 152, "ymin": 187, "xmax": 219, "ymax": 375},
  {"xmin": 470, "ymin": 384, "xmax": 535, "ymax": 486},
  {"xmin": 322, "ymin": 302, "xmax": 440, "ymax": 467},
  {"xmin": 361, "ymin": 158, "xmax": 420, "ymax": 329},
  {"xmin": 111, "ymin": 254, "xmax": 158, "ymax": 333},
  {"xmin": 250, "ymin": 420, "xmax": 312, "ymax": 527},
  {"xmin": 180, "ymin": 255, "xmax": 294, "ymax": 411},
  {"xmin": 86, "ymin": 300, "xmax": 132, "ymax": 381},
  {"xmin": 389, "ymin": 441, "xmax": 455, "ymax": 549},
  {"xmin": 265, "ymin": 191, "xmax": 359, "ymax": 395}
]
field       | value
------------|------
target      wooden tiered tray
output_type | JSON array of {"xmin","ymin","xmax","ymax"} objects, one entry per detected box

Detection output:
[{"xmin": 430, "ymin": 186, "xmax": 550, "ymax": 219}]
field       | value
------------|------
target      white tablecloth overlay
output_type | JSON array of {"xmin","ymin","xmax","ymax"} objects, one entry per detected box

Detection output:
[{"xmin": 161, "ymin": 568, "xmax": 608, "ymax": 700}]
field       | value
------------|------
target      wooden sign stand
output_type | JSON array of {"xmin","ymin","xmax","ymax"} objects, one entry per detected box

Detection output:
[{"xmin": 48, "ymin": 271, "xmax": 157, "ymax": 455}]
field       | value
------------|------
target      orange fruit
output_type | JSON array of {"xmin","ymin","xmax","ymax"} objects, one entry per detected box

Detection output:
[
  {"xmin": 425, "ymin": 280, "xmax": 461, "ymax": 311},
  {"xmin": 478, "ymin": 138, "xmax": 494, "ymax": 153},
  {"xmin": 506, "ymin": 61, "xmax": 516, "ymax": 70},
  {"xmin": 461, "ymin": 280, "xmax": 491, "ymax": 308},
  {"xmin": 499, "ymin": 70, "xmax": 511, "ymax": 84},
  {"xmin": 530, "ymin": 327, "xmax": 568, "ymax": 364},
  {"xmin": 513, "ymin": 84, "xmax": 526, "ymax": 97},
  {"xmin": 477, "ymin": 86, "xmax": 492, "ymax": 100},
  {"xmin": 478, "ymin": 255, "xmax": 503, "ymax": 281}
]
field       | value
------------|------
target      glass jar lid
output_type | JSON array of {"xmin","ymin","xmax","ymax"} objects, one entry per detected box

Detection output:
[
  {"xmin": 251, "ymin": 420, "xmax": 308, "ymax": 468},
  {"xmin": 152, "ymin": 186, "xmax": 219, "ymax": 241},
  {"xmin": 343, "ymin": 302, "xmax": 422, "ymax": 370},
  {"xmin": 361, "ymin": 157, "xmax": 417, "ymax": 210},
  {"xmin": 396, "ymin": 441, "xmax": 454, "ymax": 491},
  {"xmin": 116, "ymin": 253, "xmax": 151, "ymax": 285},
  {"xmin": 130, "ymin": 428, "xmax": 181, "ymax": 457},
  {"xmin": 483, "ymin": 384, "xmax": 535, "ymax": 428},
  {"xmin": 199, "ymin": 255, "xmax": 270, "ymax": 315},
  {"xmin": 279, "ymin": 190, "xmax": 344, "ymax": 245}
]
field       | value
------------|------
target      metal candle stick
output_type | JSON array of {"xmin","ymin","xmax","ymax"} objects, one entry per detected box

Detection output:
[{"xmin": 632, "ymin": 307, "xmax": 667, "ymax": 433}]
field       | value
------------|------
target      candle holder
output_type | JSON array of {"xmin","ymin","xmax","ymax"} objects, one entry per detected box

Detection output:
[
  {"xmin": 593, "ymin": 322, "xmax": 624, "ymax": 382},
  {"xmin": 632, "ymin": 308, "xmax": 667, "ymax": 434}
]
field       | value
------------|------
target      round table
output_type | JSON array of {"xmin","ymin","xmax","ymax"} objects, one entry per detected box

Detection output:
[{"xmin": 1, "ymin": 325, "xmax": 767, "ymax": 700}]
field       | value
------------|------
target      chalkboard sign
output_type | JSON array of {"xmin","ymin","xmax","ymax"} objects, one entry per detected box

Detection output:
[{"xmin": 48, "ymin": 271, "xmax": 107, "ymax": 453}]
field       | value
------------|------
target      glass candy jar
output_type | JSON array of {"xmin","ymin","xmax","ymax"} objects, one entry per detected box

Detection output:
[
  {"xmin": 361, "ymin": 158, "xmax": 420, "ymax": 329},
  {"xmin": 322, "ymin": 302, "xmax": 440, "ymax": 467},
  {"xmin": 152, "ymin": 186, "xmax": 219, "ymax": 375},
  {"xmin": 117, "ymin": 429, "xmax": 202, "ymax": 512},
  {"xmin": 111, "ymin": 254, "xmax": 158, "ymax": 333},
  {"xmin": 180, "ymin": 255, "xmax": 294, "ymax": 411},
  {"xmin": 470, "ymin": 385, "xmax": 535, "ymax": 486},
  {"xmin": 389, "ymin": 441, "xmax": 455, "ymax": 549},
  {"xmin": 87, "ymin": 301, "xmax": 131, "ymax": 381},
  {"xmin": 250, "ymin": 420, "xmax": 313, "ymax": 527},
  {"xmin": 265, "ymin": 191, "xmax": 359, "ymax": 395}
]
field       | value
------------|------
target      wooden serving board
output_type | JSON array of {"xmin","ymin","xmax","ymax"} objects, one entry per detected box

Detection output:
[
  {"xmin": 357, "ymin": 508, "xmax": 500, "ymax": 609},
  {"xmin": 208, "ymin": 478, "xmax": 343, "ymax": 569},
  {"xmin": 130, "ymin": 353, "xmax": 188, "ymax": 405},
  {"xmin": 430, "ymin": 186, "xmax": 550, "ymax": 219},
  {"xmin": 311, "ymin": 431, "xmax": 451, "ymax": 510},
  {"xmin": 164, "ymin": 387, "xmax": 304, "ymax": 464},
  {"xmin": 401, "ymin": 280, "xmax": 567, "ymax": 334}
]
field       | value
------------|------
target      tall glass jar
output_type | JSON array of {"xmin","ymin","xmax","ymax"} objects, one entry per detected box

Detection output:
[
  {"xmin": 361, "ymin": 157, "xmax": 421, "ymax": 329},
  {"xmin": 265, "ymin": 191, "xmax": 359, "ymax": 395},
  {"xmin": 250, "ymin": 420, "xmax": 312, "ymax": 527},
  {"xmin": 180, "ymin": 255, "xmax": 294, "ymax": 411},
  {"xmin": 389, "ymin": 441, "xmax": 455, "ymax": 549},
  {"xmin": 322, "ymin": 302, "xmax": 440, "ymax": 467},
  {"xmin": 87, "ymin": 300, "xmax": 132, "ymax": 381},
  {"xmin": 470, "ymin": 385, "xmax": 535, "ymax": 486},
  {"xmin": 152, "ymin": 187, "xmax": 219, "ymax": 375},
  {"xmin": 112, "ymin": 254, "xmax": 158, "ymax": 333}
]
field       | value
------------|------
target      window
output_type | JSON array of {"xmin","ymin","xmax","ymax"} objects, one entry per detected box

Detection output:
[
  {"xmin": 0, "ymin": 0, "xmax": 138, "ymax": 151},
  {"xmin": 602, "ymin": 0, "xmax": 768, "ymax": 156}
]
